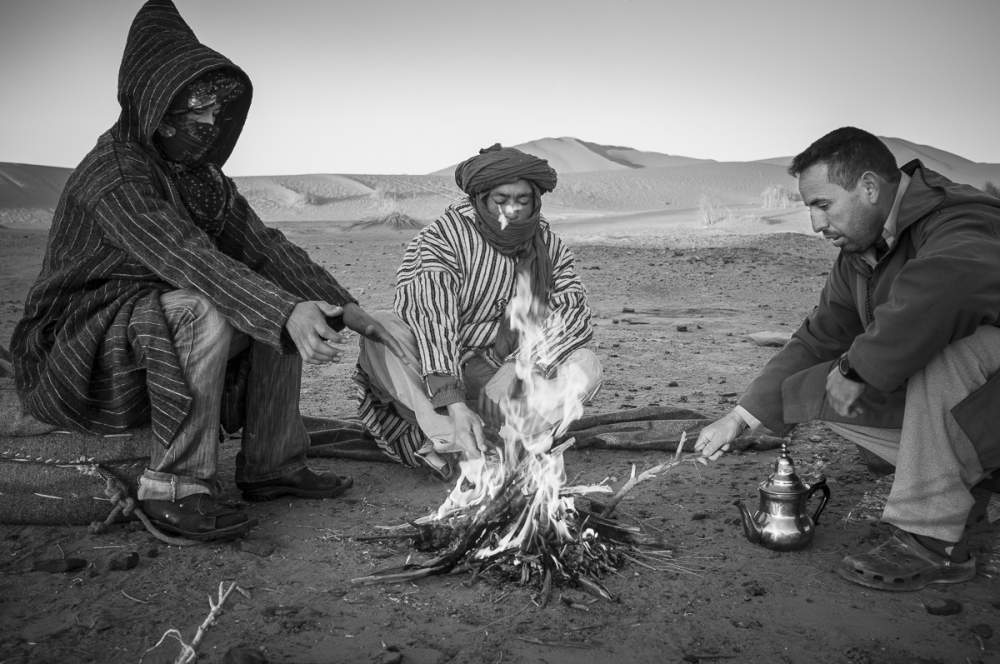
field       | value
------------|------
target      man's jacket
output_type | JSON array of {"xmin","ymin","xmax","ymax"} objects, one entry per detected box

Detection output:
[
  {"xmin": 12, "ymin": 0, "xmax": 353, "ymax": 447},
  {"xmin": 739, "ymin": 160, "xmax": 1000, "ymax": 450}
]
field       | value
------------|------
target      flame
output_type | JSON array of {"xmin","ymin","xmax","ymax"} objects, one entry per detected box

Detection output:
[{"xmin": 433, "ymin": 270, "xmax": 593, "ymax": 559}]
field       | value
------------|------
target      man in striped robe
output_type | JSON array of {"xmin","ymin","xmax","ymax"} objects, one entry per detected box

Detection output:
[
  {"xmin": 354, "ymin": 144, "xmax": 602, "ymax": 477},
  {"xmin": 10, "ymin": 0, "xmax": 402, "ymax": 541}
]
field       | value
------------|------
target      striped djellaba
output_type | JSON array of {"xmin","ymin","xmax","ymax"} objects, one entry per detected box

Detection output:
[
  {"xmin": 11, "ymin": 0, "xmax": 355, "ymax": 448},
  {"xmin": 355, "ymin": 197, "xmax": 593, "ymax": 466}
]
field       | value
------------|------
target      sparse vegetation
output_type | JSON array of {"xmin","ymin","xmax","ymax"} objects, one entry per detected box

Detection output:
[
  {"xmin": 698, "ymin": 193, "xmax": 732, "ymax": 226},
  {"xmin": 350, "ymin": 186, "xmax": 425, "ymax": 229},
  {"xmin": 760, "ymin": 184, "xmax": 801, "ymax": 208},
  {"xmin": 348, "ymin": 210, "xmax": 424, "ymax": 230}
]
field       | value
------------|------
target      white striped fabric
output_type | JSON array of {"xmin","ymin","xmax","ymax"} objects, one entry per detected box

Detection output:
[{"xmin": 395, "ymin": 197, "xmax": 593, "ymax": 379}]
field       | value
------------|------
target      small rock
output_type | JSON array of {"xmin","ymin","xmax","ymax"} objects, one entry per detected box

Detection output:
[
  {"xmin": 971, "ymin": 624, "xmax": 993, "ymax": 639},
  {"xmin": 676, "ymin": 324, "xmax": 688, "ymax": 332},
  {"xmin": 622, "ymin": 306, "xmax": 635, "ymax": 313},
  {"xmin": 108, "ymin": 551, "xmax": 140, "ymax": 571},
  {"xmin": 747, "ymin": 332, "xmax": 790, "ymax": 347},
  {"xmin": 379, "ymin": 650, "xmax": 403, "ymax": 664},
  {"xmin": 76, "ymin": 609, "xmax": 114, "ymax": 632},
  {"xmin": 923, "ymin": 598, "xmax": 962, "ymax": 616},
  {"xmin": 224, "ymin": 645, "xmax": 268, "ymax": 664},
  {"xmin": 32, "ymin": 558, "xmax": 87, "ymax": 574},
  {"xmin": 668, "ymin": 381, "xmax": 679, "ymax": 387},
  {"xmin": 239, "ymin": 539, "xmax": 276, "ymax": 558}
]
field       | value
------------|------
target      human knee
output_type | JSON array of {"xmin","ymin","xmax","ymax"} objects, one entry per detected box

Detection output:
[
  {"xmin": 561, "ymin": 347, "xmax": 603, "ymax": 400},
  {"xmin": 161, "ymin": 289, "xmax": 234, "ymax": 347},
  {"xmin": 359, "ymin": 311, "xmax": 417, "ymax": 358}
]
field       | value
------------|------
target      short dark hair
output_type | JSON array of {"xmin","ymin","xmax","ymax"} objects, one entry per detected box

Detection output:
[{"xmin": 789, "ymin": 127, "xmax": 899, "ymax": 188}]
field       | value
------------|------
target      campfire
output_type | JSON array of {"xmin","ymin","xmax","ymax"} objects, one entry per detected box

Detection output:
[{"xmin": 353, "ymin": 273, "xmax": 695, "ymax": 602}]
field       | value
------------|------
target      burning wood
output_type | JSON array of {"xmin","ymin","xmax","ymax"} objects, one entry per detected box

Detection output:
[
  {"xmin": 351, "ymin": 437, "xmax": 695, "ymax": 602},
  {"xmin": 352, "ymin": 273, "xmax": 698, "ymax": 602}
]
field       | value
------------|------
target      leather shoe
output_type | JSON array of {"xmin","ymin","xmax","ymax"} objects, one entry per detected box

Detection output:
[
  {"xmin": 237, "ymin": 467, "xmax": 353, "ymax": 502},
  {"xmin": 140, "ymin": 494, "xmax": 257, "ymax": 542}
]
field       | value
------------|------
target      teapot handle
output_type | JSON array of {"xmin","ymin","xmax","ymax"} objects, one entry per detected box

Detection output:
[{"xmin": 806, "ymin": 477, "xmax": 831, "ymax": 525}]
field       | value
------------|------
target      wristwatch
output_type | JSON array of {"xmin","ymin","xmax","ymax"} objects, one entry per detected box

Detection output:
[{"xmin": 837, "ymin": 354, "xmax": 863, "ymax": 383}]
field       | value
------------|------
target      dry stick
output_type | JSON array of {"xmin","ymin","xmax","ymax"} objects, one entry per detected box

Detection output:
[
  {"xmin": 601, "ymin": 433, "xmax": 688, "ymax": 519},
  {"xmin": 569, "ymin": 406, "xmax": 707, "ymax": 431},
  {"xmin": 139, "ymin": 581, "xmax": 238, "ymax": 664}
]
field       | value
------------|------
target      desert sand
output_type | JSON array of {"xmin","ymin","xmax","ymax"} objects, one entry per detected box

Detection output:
[{"xmin": 2, "ymin": 138, "xmax": 999, "ymax": 663}]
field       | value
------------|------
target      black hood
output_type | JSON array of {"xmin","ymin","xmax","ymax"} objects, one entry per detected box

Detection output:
[{"xmin": 114, "ymin": 0, "xmax": 252, "ymax": 166}]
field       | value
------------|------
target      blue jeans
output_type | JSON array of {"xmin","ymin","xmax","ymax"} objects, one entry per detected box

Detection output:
[{"xmin": 137, "ymin": 289, "xmax": 309, "ymax": 501}]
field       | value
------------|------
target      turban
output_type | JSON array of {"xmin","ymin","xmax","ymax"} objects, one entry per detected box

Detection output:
[{"xmin": 454, "ymin": 143, "xmax": 557, "ymax": 195}]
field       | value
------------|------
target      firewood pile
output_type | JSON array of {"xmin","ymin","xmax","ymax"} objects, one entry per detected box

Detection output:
[
  {"xmin": 351, "ymin": 437, "xmax": 694, "ymax": 604},
  {"xmin": 350, "ymin": 274, "xmax": 782, "ymax": 601}
]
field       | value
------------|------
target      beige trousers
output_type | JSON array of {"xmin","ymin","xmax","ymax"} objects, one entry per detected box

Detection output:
[{"xmin": 827, "ymin": 326, "xmax": 1000, "ymax": 542}]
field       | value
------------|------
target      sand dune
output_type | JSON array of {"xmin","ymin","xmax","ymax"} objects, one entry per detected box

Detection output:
[
  {"xmin": 2, "ymin": 136, "xmax": 997, "ymax": 232},
  {"xmin": 758, "ymin": 137, "xmax": 1000, "ymax": 189},
  {"xmin": 432, "ymin": 136, "xmax": 712, "ymax": 175}
]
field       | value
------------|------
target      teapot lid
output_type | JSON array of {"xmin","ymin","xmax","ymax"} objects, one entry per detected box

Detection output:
[{"xmin": 761, "ymin": 443, "xmax": 807, "ymax": 494}]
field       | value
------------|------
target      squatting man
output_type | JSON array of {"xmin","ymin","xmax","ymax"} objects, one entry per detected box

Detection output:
[
  {"xmin": 11, "ymin": 0, "xmax": 406, "ymax": 541},
  {"xmin": 696, "ymin": 127, "xmax": 1000, "ymax": 592}
]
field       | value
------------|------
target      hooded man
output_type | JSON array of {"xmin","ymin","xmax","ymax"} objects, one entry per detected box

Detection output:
[
  {"xmin": 695, "ymin": 127, "xmax": 1000, "ymax": 591},
  {"xmin": 353, "ymin": 144, "xmax": 602, "ymax": 477},
  {"xmin": 11, "ymin": 0, "xmax": 404, "ymax": 541}
]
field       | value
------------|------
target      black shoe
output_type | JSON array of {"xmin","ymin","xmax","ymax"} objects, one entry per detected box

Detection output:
[
  {"xmin": 140, "ymin": 494, "xmax": 257, "ymax": 542},
  {"xmin": 237, "ymin": 467, "xmax": 354, "ymax": 502}
]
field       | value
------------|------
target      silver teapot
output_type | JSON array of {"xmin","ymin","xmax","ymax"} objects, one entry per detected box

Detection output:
[{"xmin": 736, "ymin": 443, "xmax": 830, "ymax": 551}]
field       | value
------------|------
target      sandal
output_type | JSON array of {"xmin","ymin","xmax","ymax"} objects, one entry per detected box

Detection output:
[
  {"xmin": 836, "ymin": 529, "xmax": 976, "ymax": 591},
  {"xmin": 141, "ymin": 494, "xmax": 257, "ymax": 542}
]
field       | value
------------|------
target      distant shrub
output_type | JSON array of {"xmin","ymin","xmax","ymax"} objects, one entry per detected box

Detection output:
[
  {"xmin": 698, "ymin": 193, "xmax": 732, "ymax": 226},
  {"xmin": 350, "ymin": 210, "xmax": 424, "ymax": 230},
  {"xmin": 760, "ymin": 185, "xmax": 801, "ymax": 208}
]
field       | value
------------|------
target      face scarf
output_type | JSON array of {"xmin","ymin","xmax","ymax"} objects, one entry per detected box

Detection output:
[
  {"xmin": 155, "ymin": 71, "xmax": 244, "ymax": 232},
  {"xmin": 454, "ymin": 144, "xmax": 559, "ymax": 360},
  {"xmin": 156, "ymin": 120, "xmax": 220, "ymax": 165},
  {"xmin": 168, "ymin": 162, "xmax": 232, "ymax": 235}
]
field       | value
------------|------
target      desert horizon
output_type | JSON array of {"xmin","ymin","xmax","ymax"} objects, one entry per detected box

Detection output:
[{"xmin": 4, "ymin": 134, "xmax": 1000, "ymax": 248}]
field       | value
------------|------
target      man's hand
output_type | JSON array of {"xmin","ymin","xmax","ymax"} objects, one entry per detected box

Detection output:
[
  {"xmin": 285, "ymin": 301, "xmax": 345, "ymax": 364},
  {"xmin": 694, "ymin": 410, "xmax": 747, "ymax": 461},
  {"xmin": 341, "ymin": 302, "xmax": 418, "ymax": 373},
  {"xmin": 826, "ymin": 366, "xmax": 866, "ymax": 417},
  {"xmin": 447, "ymin": 401, "xmax": 486, "ymax": 459}
]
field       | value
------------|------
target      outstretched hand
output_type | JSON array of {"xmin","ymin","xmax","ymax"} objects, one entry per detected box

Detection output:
[
  {"xmin": 447, "ymin": 401, "xmax": 486, "ymax": 459},
  {"xmin": 285, "ymin": 301, "xmax": 346, "ymax": 364},
  {"xmin": 340, "ymin": 302, "xmax": 419, "ymax": 372},
  {"xmin": 693, "ymin": 410, "xmax": 747, "ymax": 462}
]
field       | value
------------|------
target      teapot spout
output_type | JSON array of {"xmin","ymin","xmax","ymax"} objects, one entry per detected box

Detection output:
[{"xmin": 736, "ymin": 500, "xmax": 762, "ymax": 544}]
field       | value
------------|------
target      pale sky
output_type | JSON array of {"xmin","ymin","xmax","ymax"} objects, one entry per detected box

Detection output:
[{"xmin": 2, "ymin": 0, "xmax": 999, "ymax": 176}]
